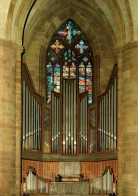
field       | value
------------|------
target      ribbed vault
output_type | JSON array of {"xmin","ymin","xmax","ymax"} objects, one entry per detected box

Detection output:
[{"xmin": 4, "ymin": 0, "xmax": 135, "ymax": 93}]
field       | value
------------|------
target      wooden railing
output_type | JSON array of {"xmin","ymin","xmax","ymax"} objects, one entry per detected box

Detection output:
[
  {"xmin": 22, "ymin": 63, "xmax": 44, "ymax": 151},
  {"xmin": 90, "ymin": 166, "xmax": 117, "ymax": 195},
  {"xmin": 22, "ymin": 167, "xmax": 49, "ymax": 195}
]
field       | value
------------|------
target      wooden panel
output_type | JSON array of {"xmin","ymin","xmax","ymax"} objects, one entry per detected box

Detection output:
[
  {"xmin": 81, "ymin": 160, "xmax": 117, "ymax": 180},
  {"xmin": 22, "ymin": 151, "xmax": 118, "ymax": 162},
  {"xmin": 22, "ymin": 160, "xmax": 59, "ymax": 182}
]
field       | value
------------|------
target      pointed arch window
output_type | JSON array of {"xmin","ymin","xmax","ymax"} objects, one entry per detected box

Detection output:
[{"xmin": 46, "ymin": 19, "xmax": 93, "ymax": 104}]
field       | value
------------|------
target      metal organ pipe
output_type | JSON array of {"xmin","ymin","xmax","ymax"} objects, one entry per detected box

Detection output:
[
  {"xmin": 97, "ymin": 66, "xmax": 117, "ymax": 152},
  {"xmin": 22, "ymin": 81, "xmax": 26, "ymax": 150},
  {"xmin": 74, "ymin": 80, "xmax": 77, "ymax": 155},
  {"xmin": 79, "ymin": 93, "xmax": 88, "ymax": 154},
  {"xmin": 66, "ymin": 82, "xmax": 68, "ymax": 155},
  {"xmin": 25, "ymin": 86, "xmax": 28, "ymax": 149},
  {"xmin": 22, "ymin": 64, "xmax": 43, "ymax": 152},
  {"xmin": 63, "ymin": 80, "xmax": 65, "ymax": 155},
  {"xmin": 51, "ymin": 92, "xmax": 60, "ymax": 154},
  {"xmin": 114, "ymin": 79, "xmax": 117, "ymax": 150},
  {"xmin": 28, "ymin": 91, "xmax": 31, "ymax": 150},
  {"xmin": 71, "ymin": 82, "xmax": 73, "ymax": 155}
]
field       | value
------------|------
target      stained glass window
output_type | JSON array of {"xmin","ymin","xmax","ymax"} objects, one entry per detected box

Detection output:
[{"xmin": 46, "ymin": 19, "xmax": 93, "ymax": 104}]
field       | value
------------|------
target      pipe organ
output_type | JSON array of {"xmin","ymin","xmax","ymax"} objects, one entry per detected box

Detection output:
[
  {"xmin": 61, "ymin": 79, "xmax": 78, "ymax": 155},
  {"xmin": 22, "ymin": 63, "xmax": 118, "ymax": 154},
  {"xmin": 98, "ymin": 66, "xmax": 117, "ymax": 151},
  {"xmin": 79, "ymin": 92, "xmax": 88, "ymax": 154},
  {"xmin": 89, "ymin": 106, "xmax": 96, "ymax": 153},
  {"xmin": 22, "ymin": 168, "xmax": 49, "ymax": 195},
  {"xmin": 22, "ymin": 64, "xmax": 43, "ymax": 151},
  {"xmin": 44, "ymin": 106, "xmax": 50, "ymax": 153},
  {"xmin": 90, "ymin": 167, "xmax": 117, "ymax": 195},
  {"xmin": 51, "ymin": 78, "xmax": 89, "ymax": 155},
  {"xmin": 51, "ymin": 91, "xmax": 60, "ymax": 154}
]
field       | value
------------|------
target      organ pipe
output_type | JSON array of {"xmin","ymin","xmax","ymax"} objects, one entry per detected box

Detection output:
[
  {"xmin": 97, "ymin": 65, "xmax": 117, "ymax": 152},
  {"xmin": 22, "ymin": 63, "xmax": 44, "ymax": 152},
  {"xmin": 22, "ymin": 81, "xmax": 42, "ymax": 151},
  {"xmin": 79, "ymin": 92, "xmax": 88, "ymax": 154},
  {"xmin": 22, "ymin": 81, "xmax": 26, "ymax": 150},
  {"xmin": 51, "ymin": 91, "xmax": 60, "ymax": 154}
]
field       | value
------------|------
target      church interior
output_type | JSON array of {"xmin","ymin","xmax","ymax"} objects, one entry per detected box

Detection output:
[{"xmin": 0, "ymin": 0, "xmax": 138, "ymax": 196}]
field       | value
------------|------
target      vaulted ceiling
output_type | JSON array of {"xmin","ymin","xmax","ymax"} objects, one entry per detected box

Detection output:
[
  {"xmin": 6, "ymin": 0, "xmax": 135, "ymax": 53},
  {"xmin": 3, "ymin": 0, "xmax": 137, "ymax": 92}
]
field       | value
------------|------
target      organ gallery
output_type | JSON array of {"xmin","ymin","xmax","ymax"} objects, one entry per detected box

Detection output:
[
  {"xmin": 1, "ymin": 1, "xmax": 138, "ymax": 196},
  {"xmin": 21, "ymin": 20, "xmax": 118, "ymax": 195}
]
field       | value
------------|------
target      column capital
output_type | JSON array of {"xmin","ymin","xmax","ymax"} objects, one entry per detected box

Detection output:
[
  {"xmin": 123, "ymin": 41, "xmax": 138, "ymax": 51},
  {"xmin": 0, "ymin": 38, "xmax": 23, "ymax": 51}
]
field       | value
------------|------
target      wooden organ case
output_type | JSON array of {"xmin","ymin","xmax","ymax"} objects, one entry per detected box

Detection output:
[
  {"xmin": 51, "ymin": 78, "xmax": 89, "ymax": 155},
  {"xmin": 21, "ymin": 63, "xmax": 118, "ymax": 196},
  {"xmin": 22, "ymin": 63, "xmax": 118, "ymax": 155}
]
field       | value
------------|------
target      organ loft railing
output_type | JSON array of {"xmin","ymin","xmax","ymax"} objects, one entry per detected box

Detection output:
[{"xmin": 22, "ymin": 63, "xmax": 118, "ymax": 154}]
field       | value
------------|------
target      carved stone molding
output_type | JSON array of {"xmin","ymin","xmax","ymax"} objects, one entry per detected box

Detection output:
[
  {"xmin": 0, "ymin": 38, "xmax": 23, "ymax": 51},
  {"xmin": 123, "ymin": 41, "xmax": 138, "ymax": 52}
]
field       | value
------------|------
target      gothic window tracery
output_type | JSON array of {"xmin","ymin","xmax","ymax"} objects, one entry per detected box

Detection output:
[{"xmin": 46, "ymin": 19, "xmax": 93, "ymax": 104}]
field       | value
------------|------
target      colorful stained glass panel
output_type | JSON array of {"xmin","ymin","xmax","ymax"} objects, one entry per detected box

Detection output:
[
  {"xmin": 79, "ymin": 85, "xmax": 85, "ymax": 93},
  {"xmin": 75, "ymin": 40, "xmax": 88, "ymax": 54},
  {"xmin": 70, "ymin": 63, "xmax": 76, "ymax": 77},
  {"xmin": 51, "ymin": 56, "xmax": 56, "ymax": 62},
  {"xmin": 47, "ymin": 94, "xmax": 51, "ymax": 104},
  {"xmin": 87, "ymin": 62, "xmax": 92, "ymax": 67},
  {"xmin": 54, "ymin": 85, "xmax": 60, "ymax": 92},
  {"xmin": 86, "ymin": 77, "xmax": 92, "ymax": 85},
  {"xmin": 88, "ymin": 93, "xmax": 92, "ymax": 104},
  {"xmin": 47, "ymin": 76, "xmax": 53, "ymax": 86},
  {"xmin": 54, "ymin": 63, "xmax": 60, "ymax": 77},
  {"xmin": 86, "ymin": 85, "xmax": 92, "ymax": 91},
  {"xmin": 83, "ymin": 56, "xmax": 88, "ymax": 62},
  {"xmin": 58, "ymin": 20, "xmax": 81, "ymax": 44},
  {"xmin": 54, "ymin": 77, "xmax": 60, "ymax": 86},
  {"xmin": 79, "ymin": 63, "xmax": 85, "ymax": 77},
  {"xmin": 86, "ymin": 67, "xmax": 92, "ymax": 76},
  {"xmin": 63, "ymin": 62, "xmax": 69, "ymax": 77},
  {"xmin": 47, "ymin": 86, "xmax": 52, "ymax": 94},
  {"xmin": 79, "ymin": 76, "xmax": 85, "ymax": 85},
  {"xmin": 51, "ymin": 40, "xmax": 64, "ymax": 54}
]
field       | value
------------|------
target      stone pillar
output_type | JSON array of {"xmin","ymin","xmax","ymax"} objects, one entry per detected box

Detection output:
[
  {"xmin": 121, "ymin": 41, "xmax": 138, "ymax": 196},
  {"xmin": 16, "ymin": 46, "xmax": 23, "ymax": 196},
  {"xmin": 0, "ymin": 39, "xmax": 21, "ymax": 196},
  {"xmin": 116, "ymin": 47, "xmax": 123, "ymax": 196}
]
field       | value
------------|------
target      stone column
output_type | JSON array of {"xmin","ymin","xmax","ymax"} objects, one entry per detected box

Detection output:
[
  {"xmin": 116, "ymin": 47, "xmax": 123, "ymax": 196},
  {"xmin": 16, "ymin": 46, "xmax": 23, "ymax": 196},
  {"xmin": 0, "ymin": 39, "xmax": 21, "ymax": 196},
  {"xmin": 121, "ymin": 41, "xmax": 138, "ymax": 196}
]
